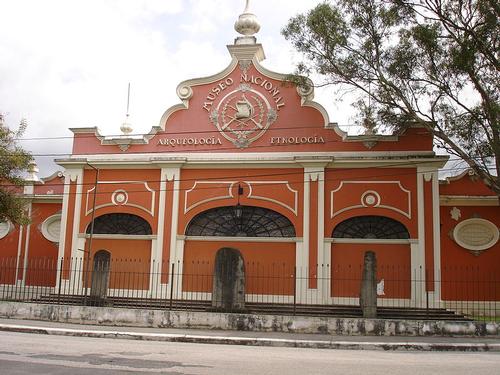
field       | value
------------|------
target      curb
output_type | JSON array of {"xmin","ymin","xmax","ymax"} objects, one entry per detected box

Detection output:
[{"xmin": 1, "ymin": 323, "xmax": 499, "ymax": 352}]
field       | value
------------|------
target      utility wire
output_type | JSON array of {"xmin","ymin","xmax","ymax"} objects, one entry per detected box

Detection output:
[
  {"xmin": 12, "ymin": 124, "xmax": 369, "ymax": 141},
  {"xmin": 3, "ymin": 133, "xmax": 458, "ymax": 157},
  {"xmin": 9, "ymin": 164, "xmax": 480, "ymax": 198}
]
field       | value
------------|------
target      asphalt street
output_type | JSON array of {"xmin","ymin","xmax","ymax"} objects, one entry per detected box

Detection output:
[{"xmin": 1, "ymin": 331, "xmax": 499, "ymax": 375}]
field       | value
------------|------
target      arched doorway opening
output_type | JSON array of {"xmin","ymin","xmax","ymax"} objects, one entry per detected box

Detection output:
[
  {"xmin": 85, "ymin": 213, "xmax": 153, "ymax": 295},
  {"xmin": 331, "ymin": 215, "xmax": 411, "ymax": 300},
  {"xmin": 183, "ymin": 205, "xmax": 296, "ymax": 302}
]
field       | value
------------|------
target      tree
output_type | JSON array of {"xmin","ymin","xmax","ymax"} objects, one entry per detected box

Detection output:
[
  {"xmin": 0, "ymin": 114, "xmax": 33, "ymax": 225},
  {"xmin": 282, "ymin": 0, "xmax": 499, "ymax": 194}
]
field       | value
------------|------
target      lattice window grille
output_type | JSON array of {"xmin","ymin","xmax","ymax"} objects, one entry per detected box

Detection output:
[
  {"xmin": 186, "ymin": 206, "xmax": 296, "ymax": 237},
  {"xmin": 332, "ymin": 215, "xmax": 409, "ymax": 239},
  {"xmin": 87, "ymin": 213, "xmax": 152, "ymax": 235}
]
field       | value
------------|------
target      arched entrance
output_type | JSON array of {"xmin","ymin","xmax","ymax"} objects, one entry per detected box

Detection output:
[
  {"xmin": 184, "ymin": 205, "xmax": 296, "ymax": 304},
  {"xmin": 85, "ymin": 213, "xmax": 153, "ymax": 294},
  {"xmin": 331, "ymin": 215, "xmax": 411, "ymax": 300},
  {"xmin": 90, "ymin": 250, "xmax": 111, "ymax": 300},
  {"xmin": 212, "ymin": 247, "xmax": 245, "ymax": 311}
]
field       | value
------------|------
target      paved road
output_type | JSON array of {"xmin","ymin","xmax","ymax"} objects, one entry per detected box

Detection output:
[{"xmin": 1, "ymin": 331, "xmax": 499, "ymax": 375}]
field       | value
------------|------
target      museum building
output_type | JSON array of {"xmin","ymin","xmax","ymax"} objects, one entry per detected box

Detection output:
[{"xmin": 0, "ymin": 4, "xmax": 498, "ymax": 312}]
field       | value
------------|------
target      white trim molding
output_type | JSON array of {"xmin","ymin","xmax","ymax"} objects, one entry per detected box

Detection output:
[
  {"xmin": 184, "ymin": 181, "xmax": 236, "ymax": 213},
  {"xmin": 182, "ymin": 235, "xmax": 300, "ymax": 243},
  {"xmin": 328, "ymin": 238, "xmax": 416, "ymax": 244},
  {"xmin": 440, "ymin": 195, "xmax": 499, "ymax": 206},
  {"xmin": 330, "ymin": 181, "xmax": 411, "ymax": 218},
  {"xmin": 85, "ymin": 180, "xmax": 156, "ymax": 216},
  {"xmin": 80, "ymin": 234, "xmax": 157, "ymax": 240},
  {"xmin": 245, "ymin": 181, "xmax": 298, "ymax": 215}
]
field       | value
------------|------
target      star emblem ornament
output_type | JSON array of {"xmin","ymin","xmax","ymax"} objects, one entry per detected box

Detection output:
[{"xmin": 210, "ymin": 85, "xmax": 278, "ymax": 148}]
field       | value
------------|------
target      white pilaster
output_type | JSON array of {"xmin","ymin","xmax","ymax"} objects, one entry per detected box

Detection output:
[
  {"xmin": 14, "ymin": 225, "xmax": 24, "ymax": 282},
  {"xmin": 416, "ymin": 167, "xmax": 432, "ymax": 307},
  {"xmin": 410, "ymin": 242, "xmax": 425, "ymax": 306},
  {"xmin": 148, "ymin": 238, "xmax": 158, "ymax": 296},
  {"xmin": 57, "ymin": 172, "xmax": 72, "ymax": 263},
  {"xmin": 148, "ymin": 168, "xmax": 169, "ymax": 297},
  {"xmin": 56, "ymin": 168, "xmax": 82, "ymax": 289},
  {"xmin": 321, "ymin": 240, "xmax": 332, "ymax": 303},
  {"xmin": 70, "ymin": 168, "xmax": 83, "ymax": 260},
  {"xmin": 20, "ymin": 203, "xmax": 32, "ymax": 285},
  {"xmin": 297, "ymin": 165, "xmax": 327, "ymax": 303},
  {"xmin": 432, "ymin": 170, "xmax": 442, "ymax": 304},
  {"xmin": 165, "ymin": 167, "xmax": 182, "ymax": 297},
  {"xmin": 68, "ymin": 168, "xmax": 83, "ymax": 294},
  {"xmin": 300, "ymin": 169, "xmax": 311, "ymax": 273},
  {"xmin": 172, "ymin": 238, "xmax": 185, "ymax": 299}
]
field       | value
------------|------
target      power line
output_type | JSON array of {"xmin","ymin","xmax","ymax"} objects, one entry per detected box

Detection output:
[
  {"xmin": 3, "ymin": 157, "xmax": 469, "ymax": 190},
  {"xmin": 9, "ymin": 164, "xmax": 479, "ymax": 198},
  {"xmin": 12, "ymin": 124, "xmax": 369, "ymax": 142},
  {"xmin": 3, "ymin": 133, "xmax": 449, "ymax": 158}
]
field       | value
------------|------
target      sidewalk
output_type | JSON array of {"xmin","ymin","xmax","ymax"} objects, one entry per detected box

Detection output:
[{"xmin": 1, "ymin": 318, "xmax": 499, "ymax": 352}]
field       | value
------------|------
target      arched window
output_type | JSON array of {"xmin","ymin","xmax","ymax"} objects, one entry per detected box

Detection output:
[
  {"xmin": 332, "ymin": 216, "xmax": 409, "ymax": 239},
  {"xmin": 186, "ymin": 205, "xmax": 296, "ymax": 237},
  {"xmin": 87, "ymin": 213, "xmax": 152, "ymax": 235}
]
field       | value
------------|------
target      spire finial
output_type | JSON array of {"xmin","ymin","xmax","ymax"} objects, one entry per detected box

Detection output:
[
  {"xmin": 120, "ymin": 82, "xmax": 133, "ymax": 136},
  {"xmin": 234, "ymin": 0, "xmax": 260, "ymax": 40}
]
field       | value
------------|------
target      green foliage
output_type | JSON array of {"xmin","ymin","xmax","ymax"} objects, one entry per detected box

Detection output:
[
  {"xmin": 0, "ymin": 115, "xmax": 33, "ymax": 225},
  {"xmin": 283, "ymin": 0, "xmax": 499, "ymax": 194}
]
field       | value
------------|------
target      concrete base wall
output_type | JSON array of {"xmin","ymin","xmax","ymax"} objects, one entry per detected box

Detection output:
[{"xmin": 0, "ymin": 302, "xmax": 498, "ymax": 337}]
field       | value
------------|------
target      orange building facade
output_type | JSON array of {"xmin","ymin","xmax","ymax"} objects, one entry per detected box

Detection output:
[{"xmin": 1, "ymin": 14, "xmax": 498, "ymax": 313}]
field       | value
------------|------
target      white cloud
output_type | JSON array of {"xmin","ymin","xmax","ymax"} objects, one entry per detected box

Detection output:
[{"xmin": 0, "ymin": 0, "xmax": 357, "ymax": 175}]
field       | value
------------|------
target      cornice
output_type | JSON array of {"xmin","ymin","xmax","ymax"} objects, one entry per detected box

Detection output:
[
  {"xmin": 69, "ymin": 126, "xmax": 162, "ymax": 152},
  {"xmin": 439, "ymin": 195, "xmax": 499, "ymax": 206},
  {"xmin": 53, "ymin": 152, "xmax": 447, "ymax": 171}
]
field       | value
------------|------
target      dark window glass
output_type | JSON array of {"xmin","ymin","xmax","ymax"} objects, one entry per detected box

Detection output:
[
  {"xmin": 186, "ymin": 206, "xmax": 296, "ymax": 237},
  {"xmin": 87, "ymin": 213, "xmax": 152, "ymax": 235},
  {"xmin": 332, "ymin": 216, "xmax": 409, "ymax": 239}
]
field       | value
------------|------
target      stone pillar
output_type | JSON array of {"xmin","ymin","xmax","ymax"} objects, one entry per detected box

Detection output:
[
  {"xmin": 360, "ymin": 251, "xmax": 377, "ymax": 318},
  {"xmin": 212, "ymin": 248, "xmax": 245, "ymax": 311}
]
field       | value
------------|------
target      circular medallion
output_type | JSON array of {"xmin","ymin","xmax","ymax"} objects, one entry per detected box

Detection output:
[
  {"xmin": 112, "ymin": 190, "xmax": 128, "ymax": 205},
  {"xmin": 210, "ymin": 85, "xmax": 277, "ymax": 148},
  {"xmin": 361, "ymin": 191, "xmax": 380, "ymax": 207}
]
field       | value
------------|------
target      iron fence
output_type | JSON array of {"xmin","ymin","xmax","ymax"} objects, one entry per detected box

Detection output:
[{"xmin": 0, "ymin": 257, "xmax": 498, "ymax": 321}]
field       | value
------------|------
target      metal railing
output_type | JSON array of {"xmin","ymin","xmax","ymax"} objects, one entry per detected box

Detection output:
[{"xmin": 0, "ymin": 257, "xmax": 498, "ymax": 321}]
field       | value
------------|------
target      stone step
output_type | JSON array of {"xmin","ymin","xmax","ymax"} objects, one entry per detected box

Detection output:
[{"xmin": 30, "ymin": 294, "xmax": 471, "ymax": 321}]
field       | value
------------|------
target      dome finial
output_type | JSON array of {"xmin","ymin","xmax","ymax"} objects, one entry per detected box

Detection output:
[
  {"xmin": 234, "ymin": 0, "xmax": 260, "ymax": 39},
  {"xmin": 26, "ymin": 161, "xmax": 40, "ymax": 182}
]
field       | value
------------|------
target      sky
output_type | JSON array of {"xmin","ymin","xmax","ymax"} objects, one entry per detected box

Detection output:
[{"xmin": 0, "ymin": 0, "xmax": 368, "ymax": 176}]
